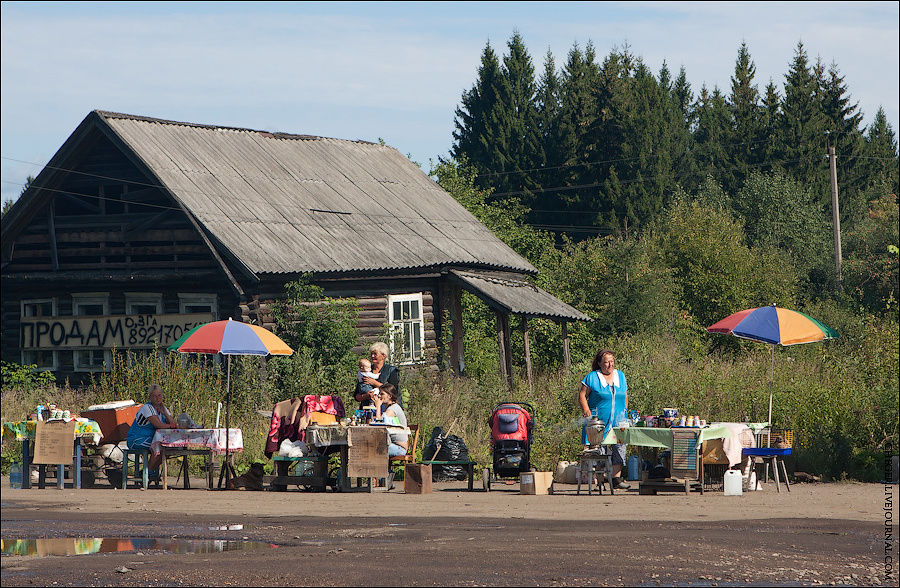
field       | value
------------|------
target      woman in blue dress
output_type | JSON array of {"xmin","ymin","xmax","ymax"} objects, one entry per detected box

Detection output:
[{"xmin": 578, "ymin": 349, "xmax": 630, "ymax": 489}]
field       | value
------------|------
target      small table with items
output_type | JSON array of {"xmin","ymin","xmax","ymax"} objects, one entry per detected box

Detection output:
[
  {"xmin": 2, "ymin": 419, "xmax": 102, "ymax": 489},
  {"xmin": 602, "ymin": 424, "xmax": 739, "ymax": 494},
  {"xmin": 150, "ymin": 428, "xmax": 243, "ymax": 490}
]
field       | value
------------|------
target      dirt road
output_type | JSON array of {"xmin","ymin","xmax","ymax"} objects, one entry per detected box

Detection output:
[{"xmin": 2, "ymin": 480, "xmax": 896, "ymax": 586}]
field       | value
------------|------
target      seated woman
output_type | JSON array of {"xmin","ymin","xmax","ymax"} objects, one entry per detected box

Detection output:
[
  {"xmin": 126, "ymin": 384, "xmax": 179, "ymax": 476},
  {"xmin": 373, "ymin": 383, "xmax": 408, "ymax": 458}
]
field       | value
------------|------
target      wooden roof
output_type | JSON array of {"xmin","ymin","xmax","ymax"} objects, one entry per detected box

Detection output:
[{"xmin": 92, "ymin": 111, "xmax": 536, "ymax": 276}]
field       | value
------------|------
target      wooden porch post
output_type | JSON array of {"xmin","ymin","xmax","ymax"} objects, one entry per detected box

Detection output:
[
  {"xmin": 562, "ymin": 321, "xmax": 571, "ymax": 373},
  {"xmin": 496, "ymin": 311, "xmax": 513, "ymax": 390},
  {"xmin": 522, "ymin": 317, "xmax": 533, "ymax": 393},
  {"xmin": 449, "ymin": 284, "xmax": 465, "ymax": 375}
]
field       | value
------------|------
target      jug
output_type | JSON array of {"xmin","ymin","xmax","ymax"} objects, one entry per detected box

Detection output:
[{"xmin": 724, "ymin": 469, "xmax": 743, "ymax": 496}]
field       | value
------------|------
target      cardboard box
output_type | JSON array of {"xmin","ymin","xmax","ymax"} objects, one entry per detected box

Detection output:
[
  {"xmin": 404, "ymin": 463, "xmax": 432, "ymax": 494},
  {"xmin": 701, "ymin": 439, "xmax": 729, "ymax": 465},
  {"xmin": 520, "ymin": 471, "xmax": 553, "ymax": 495}
]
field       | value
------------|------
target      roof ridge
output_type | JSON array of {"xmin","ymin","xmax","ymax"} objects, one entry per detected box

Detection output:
[{"xmin": 93, "ymin": 110, "xmax": 381, "ymax": 145}]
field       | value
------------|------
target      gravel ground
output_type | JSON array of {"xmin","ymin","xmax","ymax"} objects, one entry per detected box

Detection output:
[{"xmin": 1, "ymin": 478, "xmax": 897, "ymax": 586}]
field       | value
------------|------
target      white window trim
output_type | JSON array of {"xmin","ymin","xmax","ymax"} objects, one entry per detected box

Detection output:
[
  {"xmin": 125, "ymin": 292, "xmax": 163, "ymax": 315},
  {"xmin": 20, "ymin": 298, "xmax": 58, "ymax": 370},
  {"xmin": 72, "ymin": 293, "xmax": 110, "ymax": 372},
  {"xmin": 178, "ymin": 293, "xmax": 218, "ymax": 317},
  {"xmin": 387, "ymin": 293, "xmax": 425, "ymax": 365}
]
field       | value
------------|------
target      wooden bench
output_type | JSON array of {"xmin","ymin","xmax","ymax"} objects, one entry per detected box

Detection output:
[
  {"xmin": 271, "ymin": 454, "xmax": 332, "ymax": 492},
  {"xmin": 418, "ymin": 460, "xmax": 477, "ymax": 491}
]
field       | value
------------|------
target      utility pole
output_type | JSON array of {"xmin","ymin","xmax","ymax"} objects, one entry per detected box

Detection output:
[{"xmin": 828, "ymin": 144, "xmax": 842, "ymax": 292}]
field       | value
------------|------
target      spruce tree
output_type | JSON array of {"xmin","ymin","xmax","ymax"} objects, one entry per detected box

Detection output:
[
  {"xmin": 727, "ymin": 42, "xmax": 764, "ymax": 193},
  {"xmin": 693, "ymin": 85, "xmax": 732, "ymax": 187},
  {"xmin": 533, "ymin": 49, "xmax": 565, "ymax": 226},
  {"xmin": 862, "ymin": 107, "xmax": 900, "ymax": 195},
  {"xmin": 778, "ymin": 42, "xmax": 828, "ymax": 198},
  {"xmin": 452, "ymin": 42, "xmax": 502, "ymax": 184}
]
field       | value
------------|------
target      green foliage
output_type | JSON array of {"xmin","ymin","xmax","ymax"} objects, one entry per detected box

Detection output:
[
  {"xmin": 268, "ymin": 275, "xmax": 360, "ymax": 400},
  {"xmin": 0, "ymin": 361, "xmax": 56, "ymax": 391},
  {"xmin": 843, "ymin": 191, "xmax": 899, "ymax": 313}
]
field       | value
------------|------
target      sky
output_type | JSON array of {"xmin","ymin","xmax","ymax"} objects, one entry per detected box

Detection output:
[{"xmin": 1, "ymin": 1, "xmax": 898, "ymax": 204}]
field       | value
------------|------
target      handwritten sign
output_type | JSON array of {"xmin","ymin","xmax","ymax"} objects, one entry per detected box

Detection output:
[
  {"xmin": 32, "ymin": 420, "xmax": 77, "ymax": 465},
  {"xmin": 347, "ymin": 426, "xmax": 389, "ymax": 478},
  {"xmin": 20, "ymin": 313, "xmax": 213, "ymax": 350}
]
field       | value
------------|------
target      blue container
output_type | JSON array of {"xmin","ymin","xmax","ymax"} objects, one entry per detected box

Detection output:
[
  {"xmin": 627, "ymin": 455, "xmax": 640, "ymax": 481},
  {"xmin": 9, "ymin": 462, "xmax": 23, "ymax": 489}
]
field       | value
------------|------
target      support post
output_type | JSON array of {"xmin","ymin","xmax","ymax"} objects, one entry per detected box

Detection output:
[
  {"xmin": 522, "ymin": 317, "xmax": 533, "ymax": 393},
  {"xmin": 562, "ymin": 321, "xmax": 571, "ymax": 373},
  {"xmin": 450, "ymin": 284, "xmax": 465, "ymax": 375},
  {"xmin": 496, "ymin": 311, "xmax": 513, "ymax": 390},
  {"xmin": 828, "ymin": 145, "xmax": 842, "ymax": 292}
]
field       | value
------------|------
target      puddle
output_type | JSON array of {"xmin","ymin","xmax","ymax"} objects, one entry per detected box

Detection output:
[
  {"xmin": 1, "ymin": 537, "xmax": 277, "ymax": 557},
  {"xmin": 208, "ymin": 524, "xmax": 244, "ymax": 531}
]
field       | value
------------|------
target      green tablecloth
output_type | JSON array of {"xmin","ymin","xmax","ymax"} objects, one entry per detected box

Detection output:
[
  {"xmin": 601, "ymin": 425, "xmax": 733, "ymax": 449},
  {"xmin": 1, "ymin": 419, "xmax": 102, "ymax": 444}
]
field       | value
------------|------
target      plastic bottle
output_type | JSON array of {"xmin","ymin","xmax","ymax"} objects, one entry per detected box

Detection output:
[
  {"xmin": 724, "ymin": 470, "xmax": 743, "ymax": 496},
  {"xmin": 627, "ymin": 455, "xmax": 640, "ymax": 481},
  {"xmin": 9, "ymin": 462, "xmax": 23, "ymax": 489}
]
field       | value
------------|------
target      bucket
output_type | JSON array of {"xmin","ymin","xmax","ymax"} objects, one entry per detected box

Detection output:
[
  {"xmin": 627, "ymin": 455, "xmax": 640, "ymax": 481},
  {"xmin": 724, "ymin": 470, "xmax": 743, "ymax": 496}
]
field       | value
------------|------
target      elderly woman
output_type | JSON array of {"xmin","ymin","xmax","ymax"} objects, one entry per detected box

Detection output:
[
  {"xmin": 373, "ymin": 384, "xmax": 408, "ymax": 457},
  {"xmin": 578, "ymin": 349, "xmax": 630, "ymax": 490},
  {"xmin": 126, "ymin": 384, "xmax": 179, "ymax": 474},
  {"xmin": 354, "ymin": 341, "xmax": 401, "ymax": 409}
]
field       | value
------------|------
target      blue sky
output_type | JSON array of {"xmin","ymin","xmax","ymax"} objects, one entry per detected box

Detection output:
[{"xmin": 2, "ymin": 1, "xmax": 898, "ymax": 204}]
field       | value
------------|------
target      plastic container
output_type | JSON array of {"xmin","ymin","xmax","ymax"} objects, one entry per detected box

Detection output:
[
  {"xmin": 627, "ymin": 455, "xmax": 640, "ymax": 481},
  {"xmin": 724, "ymin": 469, "xmax": 743, "ymax": 496},
  {"xmin": 9, "ymin": 462, "xmax": 23, "ymax": 489}
]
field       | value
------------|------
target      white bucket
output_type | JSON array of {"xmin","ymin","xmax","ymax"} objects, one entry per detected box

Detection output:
[{"xmin": 724, "ymin": 470, "xmax": 743, "ymax": 496}]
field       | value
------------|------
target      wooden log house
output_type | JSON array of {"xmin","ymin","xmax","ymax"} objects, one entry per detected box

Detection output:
[{"xmin": 1, "ymin": 111, "xmax": 589, "ymax": 384}]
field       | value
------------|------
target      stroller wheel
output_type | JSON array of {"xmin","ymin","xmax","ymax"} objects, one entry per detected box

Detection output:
[{"xmin": 482, "ymin": 468, "xmax": 491, "ymax": 492}]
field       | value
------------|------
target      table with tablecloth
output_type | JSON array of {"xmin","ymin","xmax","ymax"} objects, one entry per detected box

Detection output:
[
  {"xmin": 304, "ymin": 424, "xmax": 408, "ymax": 492},
  {"xmin": 150, "ymin": 428, "xmax": 243, "ymax": 490},
  {"xmin": 2, "ymin": 419, "xmax": 102, "ymax": 489}
]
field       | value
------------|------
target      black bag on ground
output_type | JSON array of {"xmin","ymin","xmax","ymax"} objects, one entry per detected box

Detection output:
[{"xmin": 422, "ymin": 426, "xmax": 470, "ymax": 481}]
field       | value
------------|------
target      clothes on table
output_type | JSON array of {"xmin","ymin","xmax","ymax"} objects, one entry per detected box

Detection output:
[
  {"xmin": 302, "ymin": 395, "xmax": 345, "ymax": 418},
  {"xmin": 265, "ymin": 397, "xmax": 304, "ymax": 458},
  {"xmin": 712, "ymin": 422, "xmax": 756, "ymax": 467},
  {"xmin": 126, "ymin": 403, "xmax": 169, "ymax": 449}
]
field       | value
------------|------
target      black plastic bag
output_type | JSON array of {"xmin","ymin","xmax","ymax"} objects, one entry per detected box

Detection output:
[{"xmin": 423, "ymin": 426, "xmax": 470, "ymax": 481}]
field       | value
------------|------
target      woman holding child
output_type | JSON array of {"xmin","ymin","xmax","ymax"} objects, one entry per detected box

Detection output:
[{"xmin": 354, "ymin": 341, "xmax": 401, "ymax": 408}]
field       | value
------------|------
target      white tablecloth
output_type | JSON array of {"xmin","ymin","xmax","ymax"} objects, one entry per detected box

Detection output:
[{"xmin": 150, "ymin": 428, "xmax": 243, "ymax": 456}]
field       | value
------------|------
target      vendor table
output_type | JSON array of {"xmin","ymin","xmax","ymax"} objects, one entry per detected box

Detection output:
[
  {"xmin": 305, "ymin": 424, "xmax": 407, "ymax": 492},
  {"xmin": 2, "ymin": 419, "xmax": 102, "ymax": 489},
  {"xmin": 151, "ymin": 428, "xmax": 242, "ymax": 490},
  {"xmin": 602, "ymin": 425, "xmax": 736, "ymax": 494}
]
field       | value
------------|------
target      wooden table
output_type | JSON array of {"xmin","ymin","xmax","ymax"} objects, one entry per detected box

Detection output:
[
  {"xmin": 304, "ymin": 425, "xmax": 405, "ymax": 492},
  {"xmin": 151, "ymin": 428, "xmax": 242, "ymax": 490},
  {"xmin": 2, "ymin": 420, "xmax": 102, "ymax": 489}
]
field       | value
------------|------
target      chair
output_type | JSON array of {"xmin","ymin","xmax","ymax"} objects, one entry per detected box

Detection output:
[
  {"xmin": 742, "ymin": 428, "xmax": 792, "ymax": 493},
  {"xmin": 122, "ymin": 448, "xmax": 151, "ymax": 489},
  {"xmin": 389, "ymin": 424, "xmax": 419, "ymax": 480}
]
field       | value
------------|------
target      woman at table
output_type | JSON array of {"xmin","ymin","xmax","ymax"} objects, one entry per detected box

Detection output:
[
  {"xmin": 578, "ymin": 349, "xmax": 630, "ymax": 490},
  {"xmin": 373, "ymin": 384, "xmax": 408, "ymax": 458},
  {"xmin": 126, "ymin": 384, "xmax": 179, "ymax": 474},
  {"xmin": 354, "ymin": 341, "xmax": 402, "ymax": 409}
]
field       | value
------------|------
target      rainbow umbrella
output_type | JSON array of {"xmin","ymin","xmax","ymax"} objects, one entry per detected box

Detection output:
[
  {"xmin": 707, "ymin": 305, "xmax": 838, "ymax": 427},
  {"xmin": 167, "ymin": 318, "xmax": 292, "ymax": 486}
]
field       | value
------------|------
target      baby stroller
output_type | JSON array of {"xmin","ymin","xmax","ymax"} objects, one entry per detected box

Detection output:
[{"xmin": 483, "ymin": 402, "xmax": 535, "ymax": 491}]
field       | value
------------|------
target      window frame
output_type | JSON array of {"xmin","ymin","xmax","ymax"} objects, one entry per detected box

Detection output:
[
  {"xmin": 20, "ymin": 298, "xmax": 58, "ymax": 370},
  {"xmin": 387, "ymin": 292, "xmax": 425, "ymax": 365},
  {"xmin": 125, "ymin": 292, "xmax": 163, "ymax": 315},
  {"xmin": 72, "ymin": 293, "xmax": 110, "ymax": 372},
  {"xmin": 178, "ymin": 293, "xmax": 218, "ymax": 317}
]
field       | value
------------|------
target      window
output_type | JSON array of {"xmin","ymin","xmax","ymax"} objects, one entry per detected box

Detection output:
[
  {"xmin": 21, "ymin": 298, "xmax": 57, "ymax": 370},
  {"xmin": 388, "ymin": 293, "xmax": 425, "ymax": 364},
  {"xmin": 72, "ymin": 293, "xmax": 109, "ymax": 371},
  {"xmin": 178, "ymin": 293, "xmax": 217, "ymax": 317},
  {"xmin": 125, "ymin": 293, "xmax": 162, "ymax": 315}
]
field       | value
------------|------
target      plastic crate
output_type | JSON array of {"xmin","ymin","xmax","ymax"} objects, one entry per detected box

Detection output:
[{"xmin": 754, "ymin": 428, "xmax": 793, "ymax": 449}]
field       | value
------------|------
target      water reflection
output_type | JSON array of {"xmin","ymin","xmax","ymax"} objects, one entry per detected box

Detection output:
[{"xmin": 1, "ymin": 537, "xmax": 276, "ymax": 557}]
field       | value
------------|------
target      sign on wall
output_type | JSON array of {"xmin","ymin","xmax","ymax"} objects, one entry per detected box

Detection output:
[{"xmin": 20, "ymin": 313, "xmax": 214, "ymax": 350}]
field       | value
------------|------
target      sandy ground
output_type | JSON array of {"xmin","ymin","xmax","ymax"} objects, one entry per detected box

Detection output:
[{"xmin": 2, "ymin": 477, "xmax": 898, "ymax": 586}]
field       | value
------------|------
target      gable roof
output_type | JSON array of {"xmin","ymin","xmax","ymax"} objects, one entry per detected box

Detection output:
[{"xmin": 60, "ymin": 111, "xmax": 535, "ymax": 276}]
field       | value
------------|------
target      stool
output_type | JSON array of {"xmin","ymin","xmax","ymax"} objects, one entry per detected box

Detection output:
[
  {"xmin": 122, "ymin": 448, "xmax": 151, "ymax": 489},
  {"xmin": 742, "ymin": 448, "xmax": 791, "ymax": 493},
  {"xmin": 577, "ymin": 452, "xmax": 614, "ymax": 495}
]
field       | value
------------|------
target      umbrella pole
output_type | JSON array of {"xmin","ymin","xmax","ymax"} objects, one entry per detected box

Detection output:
[
  {"xmin": 225, "ymin": 354, "xmax": 231, "ymax": 489},
  {"xmin": 767, "ymin": 345, "xmax": 774, "ymax": 446}
]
